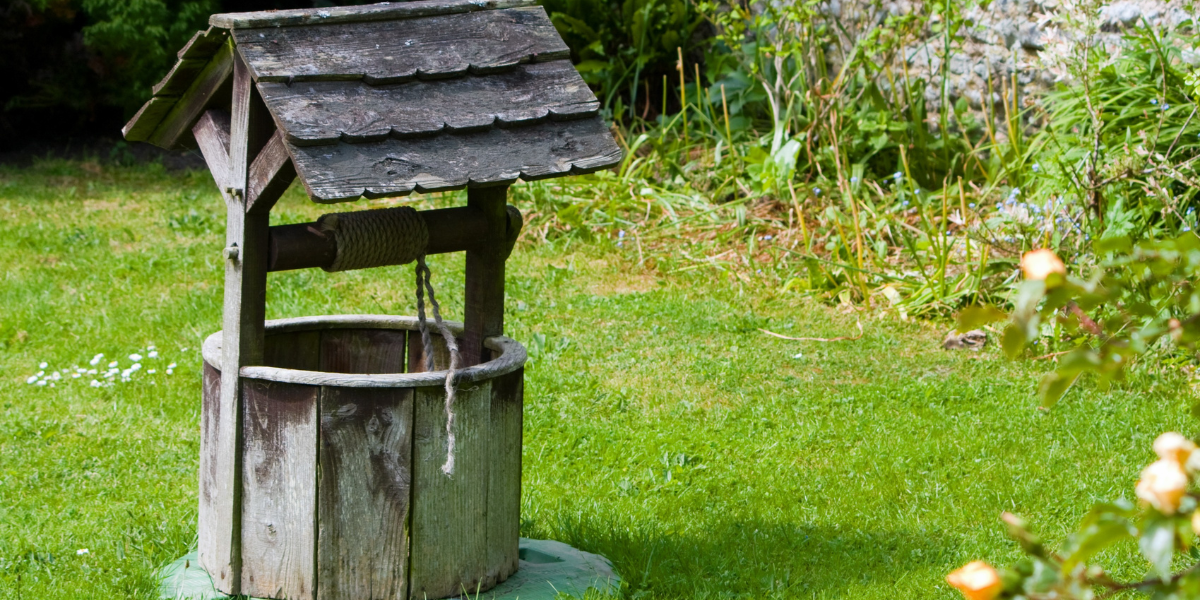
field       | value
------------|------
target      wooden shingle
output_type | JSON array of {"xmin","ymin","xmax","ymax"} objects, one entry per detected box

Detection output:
[{"xmin": 122, "ymin": 0, "xmax": 621, "ymax": 203}]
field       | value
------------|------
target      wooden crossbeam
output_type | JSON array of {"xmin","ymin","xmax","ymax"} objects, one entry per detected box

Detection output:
[
  {"xmin": 246, "ymin": 130, "xmax": 296, "ymax": 214},
  {"xmin": 193, "ymin": 110, "xmax": 233, "ymax": 191}
]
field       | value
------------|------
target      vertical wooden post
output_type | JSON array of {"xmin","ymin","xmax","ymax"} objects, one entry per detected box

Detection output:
[
  {"xmin": 199, "ymin": 53, "xmax": 273, "ymax": 595},
  {"xmin": 462, "ymin": 186, "xmax": 509, "ymax": 366}
]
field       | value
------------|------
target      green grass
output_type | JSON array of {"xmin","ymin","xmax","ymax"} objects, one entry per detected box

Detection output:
[{"xmin": 0, "ymin": 160, "xmax": 1191, "ymax": 599}]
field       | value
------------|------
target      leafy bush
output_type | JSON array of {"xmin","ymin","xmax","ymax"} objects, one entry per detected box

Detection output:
[{"xmin": 542, "ymin": 0, "xmax": 705, "ymax": 122}]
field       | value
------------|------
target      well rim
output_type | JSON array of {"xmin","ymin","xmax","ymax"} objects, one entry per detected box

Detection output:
[{"xmin": 201, "ymin": 314, "xmax": 526, "ymax": 388}]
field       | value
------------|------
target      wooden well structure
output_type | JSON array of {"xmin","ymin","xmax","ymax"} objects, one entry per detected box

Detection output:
[{"xmin": 122, "ymin": 2, "xmax": 620, "ymax": 598}]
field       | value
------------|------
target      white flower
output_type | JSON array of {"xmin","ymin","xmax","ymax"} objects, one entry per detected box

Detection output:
[
  {"xmin": 87, "ymin": 369, "xmax": 97, "ymax": 375},
  {"xmin": 167, "ymin": 362, "xmax": 176, "ymax": 369},
  {"xmin": 148, "ymin": 369, "xmax": 156, "ymax": 374},
  {"xmin": 129, "ymin": 354, "xmax": 142, "ymax": 362},
  {"xmin": 107, "ymin": 361, "xmax": 118, "ymax": 368},
  {"xmin": 37, "ymin": 380, "xmax": 46, "ymax": 386},
  {"xmin": 25, "ymin": 375, "xmax": 38, "ymax": 384},
  {"xmin": 89, "ymin": 354, "xmax": 103, "ymax": 366},
  {"xmin": 148, "ymin": 350, "xmax": 158, "ymax": 359},
  {"xmin": 76, "ymin": 549, "xmax": 88, "ymax": 556},
  {"xmin": 39, "ymin": 362, "xmax": 48, "ymax": 369},
  {"xmin": 72, "ymin": 373, "xmax": 81, "ymax": 379},
  {"xmin": 90, "ymin": 380, "xmax": 101, "ymax": 388}
]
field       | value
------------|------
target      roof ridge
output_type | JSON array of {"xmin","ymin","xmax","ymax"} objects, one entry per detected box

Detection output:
[{"xmin": 210, "ymin": 0, "xmax": 537, "ymax": 29}]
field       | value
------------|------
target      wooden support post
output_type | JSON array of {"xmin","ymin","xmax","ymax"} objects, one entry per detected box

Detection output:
[
  {"xmin": 199, "ymin": 53, "xmax": 275, "ymax": 596},
  {"xmin": 462, "ymin": 186, "xmax": 509, "ymax": 366}
]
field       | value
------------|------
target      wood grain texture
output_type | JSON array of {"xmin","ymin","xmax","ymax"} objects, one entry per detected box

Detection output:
[
  {"xmin": 288, "ymin": 116, "xmax": 622, "ymax": 202},
  {"xmin": 123, "ymin": 96, "xmax": 179, "ymax": 142},
  {"xmin": 192, "ymin": 110, "xmax": 233, "ymax": 191},
  {"xmin": 259, "ymin": 61, "xmax": 597, "ymax": 145},
  {"xmin": 409, "ymin": 382, "xmax": 493, "ymax": 599},
  {"xmin": 486, "ymin": 366, "xmax": 523, "ymax": 584},
  {"xmin": 211, "ymin": 0, "xmax": 535, "ymax": 28},
  {"xmin": 232, "ymin": 7, "xmax": 568, "ymax": 84},
  {"xmin": 245, "ymin": 129, "xmax": 296, "ymax": 215},
  {"xmin": 199, "ymin": 360, "xmax": 228, "ymax": 587},
  {"xmin": 320, "ymin": 329, "xmax": 407, "ymax": 374},
  {"xmin": 462, "ymin": 186, "xmax": 507, "ymax": 366},
  {"xmin": 146, "ymin": 39, "xmax": 236, "ymax": 149},
  {"xmin": 203, "ymin": 54, "xmax": 271, "ymax": 596},
  {"xmin": 318, "ymin": 386, "xmax": 414, "ymax": 600},
  {"xmin": 178, "ymin": 26, "xmax": 230, "ymax": 60},
  {"xmin": 240, "ymin": 379, "xmax": 318, "ymax": 600},
  {"xmin": 263, "ymin": 330, "xmax": 321, "ymax": 370},
  {"xmin": 153, "ymin": 58, "xmax": 209, "ymax": 96}
]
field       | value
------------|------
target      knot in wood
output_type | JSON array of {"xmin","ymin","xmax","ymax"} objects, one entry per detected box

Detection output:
[{"xmin": 317, "ymin": 206, "xmax": 429, "ymax": 271}]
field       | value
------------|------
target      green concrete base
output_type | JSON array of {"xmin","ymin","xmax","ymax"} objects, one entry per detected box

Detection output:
[{"xmin": 158, "ymin": 538, "xmax": 619, "ymax": 600}]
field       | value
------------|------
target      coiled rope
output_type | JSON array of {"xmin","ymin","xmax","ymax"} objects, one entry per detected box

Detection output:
[{"xmin": 317, "ymin": 206, "xmax": 429, "ymax": 272}]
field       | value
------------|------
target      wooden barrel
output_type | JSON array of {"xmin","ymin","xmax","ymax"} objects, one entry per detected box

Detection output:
[{"xmin": 199, "ymin": 315, "xmax": 526, "ymax": 600}]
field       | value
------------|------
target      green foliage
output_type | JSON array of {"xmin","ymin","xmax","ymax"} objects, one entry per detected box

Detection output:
[
  {"xmin": 1, "ymin": 160, "xmax": 1194, "ymax": 599},
  {"xmin": 542, "ymin": 0, "xmax": 704, "ymax": 122},
  {"xmin": 79, "ymin": 0, "xmax": 217, "ymax": 115}
]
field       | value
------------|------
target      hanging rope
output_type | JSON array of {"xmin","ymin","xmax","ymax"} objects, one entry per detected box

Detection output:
[
  {"xmin": 317, "ymin": 206, "xmax": 428, "ymax": 272},
  {"xmin": 415, "ymin": 255, "xmax": 461, "ymax": 476}
]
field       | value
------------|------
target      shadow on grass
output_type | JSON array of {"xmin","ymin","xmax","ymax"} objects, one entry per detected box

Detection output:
[{"xmin": 526, "ymin": 514, "xmax": 957, "ymax": 599}]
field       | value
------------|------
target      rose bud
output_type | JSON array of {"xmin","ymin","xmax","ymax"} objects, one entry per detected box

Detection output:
[
  {"xmin": 1136, "ymin": 458, "xmax": 1190, "ymax": 514},
  {"xmin": 1020, "ymin": 249, "xmax": 1066, "ymax": 281},
  {"xmin": 1153, "ymin": 432, "xmax": 1196, "ymax": 465},
  {"xmin": 946, "ymin": 561, "xmax": 1003, "ymax": 600}
]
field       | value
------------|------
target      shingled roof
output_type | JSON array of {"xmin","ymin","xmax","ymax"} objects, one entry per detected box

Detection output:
[{"xmin": 122, "ymin": 0, "xmax": 622, "ymax": 203}]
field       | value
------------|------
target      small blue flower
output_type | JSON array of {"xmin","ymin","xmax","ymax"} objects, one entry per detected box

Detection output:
[
  {"xmin": 902, "ymin": 200, "xmax": 910, "ymax": 207},
  {"xmin": 850, "ymin": 176, "xmax": 859, "ymax": 183},
  {"xmin": 762, "ymin": 235, "xmax": 773, "ymax": 240},
  {"xmin": 1184, "ymin": 225, "xmax": 1192, "ymax": 232},
  {"xmin": 1032, "ymin": 163, "xmax": 1040, "ymax": 172},
  {"xmin": 1151, "ymin": 99, "xmax": 1159, "ymax": 105},
  {"xmin": 1164, "ymin": 104, "xmax": 1171, "ymax": 111},
  {"xmin": 814, "ymin": 188, "xmax": 822, "ymax": 196},
  {"xmin": 969, "ymin": 203, "xmax": 976, "ymax": 208},
  {"xmin": 893, "ymin": 171, "xmax": 903, "ymax": 180},
  {"xmin": 618, "ymin": 230, "xmax": 626, "ymax": 239}
]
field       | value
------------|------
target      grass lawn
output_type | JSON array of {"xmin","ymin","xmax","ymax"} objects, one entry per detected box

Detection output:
[{"xmin": 0, "ymin": 160, "xmax": 1191, "ymax": 599}]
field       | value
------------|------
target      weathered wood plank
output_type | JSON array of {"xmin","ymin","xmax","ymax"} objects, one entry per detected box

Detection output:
[
  {"xmin": 486, "ymin": 366, "xmax": 523, "ymax": 584},
  {"xmin": 199, "ymin": 361, "xmax": 227, "ymax": 586},
  {"xmin": 179, "ymin": 27, "xmax": 230, "ymax": 60},
  {"xmin": 320, "ymin": 329, "xmax": 407, "ymax": 374},
  {"xmin": 410, "ymin": 382, "xmax": 493, "ymax": 599},
  {"xmin": 318, "ymin": 386, "xmax": 414, "ymax": 600},
  {"xmin": 192, "ymin": 109, "xmax": 233, "ymax": 191},
  {"xmin": 288, "ymin": 116, "xmax": 622, "ymax": 203},
  {"xmin": 123, "ymin": 96, "xmax": 179, "ymax": 142},
  {"xmin": 462, "ymin": 186, "xmax": 508, "ymax": 366},
  {"xmin": 211, "ymin": 0, "xmax": 535, "ymax": 29},
  {"xmin": 201, "ymin": 54, "xmax": 271, "ymax": 596},
  {"xmin": 245, "ymin": 129, "xmax": 296, "ymax": 214},
  {"xmin": 146, "ymin": 39, "xmax": 236, "ymax": 149},
  {"xmin": 153, "ymin": 58, "xmax": 209, "ymax": 96},
  {"xmin": 263, "ymin": 330, "xmax": 321, "ymax": 370},
  {"xmin": 259, "ymin": 61, "xmax": 597, "ymax": 145},
  {"xmin": 240, "ymin": 379, "xmax": 318, "ymax": 600},
  {"xmin": 232, "ymin": 7, "xmax": 568, "ymax": 84},
  {"xmin": 407, "ymin": 326, "xmax": 455, "ymax": 374}
]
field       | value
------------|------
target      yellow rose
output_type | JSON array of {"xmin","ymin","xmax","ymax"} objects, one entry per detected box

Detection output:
[
  {"xmin": 1020, "ymin": 249, "xmax": 1066, "ymax": 281},
  {"xmin": 1136, "ymin": 458, "xmax": 1190, "ymax": 514},
  {"xmin": 1153, "ymin": 432, "xmax": 1197, "ymax": 466},
  {"xmin": 946, "ymin": 561, "xmax": 1003, "ymax": 600}
]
